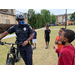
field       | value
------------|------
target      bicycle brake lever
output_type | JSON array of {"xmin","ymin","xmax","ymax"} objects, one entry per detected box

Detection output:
[
  {"xmin": 0, "ymin": 42, "xmax": 6, "ymax": 45},
  {"xmin": 0, "ymin": 42, "xmax": 4, "ymax": 45}
]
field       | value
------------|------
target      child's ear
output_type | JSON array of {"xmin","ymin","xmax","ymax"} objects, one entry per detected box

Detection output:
[{"xmin": 64, "ymin": 38, "xmax": 68, "ymax": 42}]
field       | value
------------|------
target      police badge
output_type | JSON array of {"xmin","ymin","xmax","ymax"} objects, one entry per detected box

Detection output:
[{"xmin": 23, "ymin": 27, "xmax": 26, "ymax": 31}]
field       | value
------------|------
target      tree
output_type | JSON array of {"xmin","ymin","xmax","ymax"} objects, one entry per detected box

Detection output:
[
  {"xmin": 41, "ymin": 9, "xmax": 52, "ymax": 24},
  {"xmin": 28, "ymin": 9, "xmax": 36, "ymax": 27},
  {"xmin": 70, "ymin": 12, "xmax": 75, "ymax": 20},
  {"xmin": 28, "ymin": 9, "xmax": 56, "ymax": 29},
  {"xmin": 51, "ymin": 13, "xmax": 57, "ymax": 24},
  {"xmin": 74, "ymin": 21, "xmax": 75, "ymax": 25},
  {"xmin": 28, "ymin": 9, "xmax": 35, "ymax": 18}
]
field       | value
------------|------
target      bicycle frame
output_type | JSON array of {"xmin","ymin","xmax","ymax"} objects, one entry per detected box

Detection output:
[
  {"xmin": 6, "ymin": 44, "xmax": 17, "ymax": 62},
  {"xmin": 0, "ymin": 42, "xmax": 21, "ymax": 65}
]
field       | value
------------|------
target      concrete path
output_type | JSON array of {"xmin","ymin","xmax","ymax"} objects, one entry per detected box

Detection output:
[
  {"xmin": 3, "ymin": 27, "xmax": 45, "ymax": 39},
  {"xmin": 2, "ymin": 27, "xmax": 75, "ymax": 39}
]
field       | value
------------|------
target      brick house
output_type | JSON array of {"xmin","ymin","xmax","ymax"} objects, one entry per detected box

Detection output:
[{"xmin": 56, "ymin": 13, "xmax": 73, "ymax": 25}]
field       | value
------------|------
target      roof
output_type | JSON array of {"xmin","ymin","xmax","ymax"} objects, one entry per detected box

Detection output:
[
  {"xmin": 55, "ymin": 13, "xmax": 72, "ymax": 16},
  {"xmin": 0, "ymin": 11, "xmax": 16, "ymax": 16}
]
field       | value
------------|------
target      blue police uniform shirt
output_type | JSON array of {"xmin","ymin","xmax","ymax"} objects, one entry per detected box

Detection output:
[
  {"xmin": 33, "ymin": 31, "xmax": 37, "ymax": 39},
  {"xmin": 7, "ymin": 24, "xmax": 33, "ymax": 43}
]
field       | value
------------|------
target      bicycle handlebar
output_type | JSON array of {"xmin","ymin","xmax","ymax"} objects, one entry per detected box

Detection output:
[{"xmin": 0, "ymin": 42, "xmax": 23, "ymax": 46}]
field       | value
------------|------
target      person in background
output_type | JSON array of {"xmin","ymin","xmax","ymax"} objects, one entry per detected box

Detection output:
[
  {"xmin": 44, "ymin": 23, "xmax": 51, "ymax": 49},
  {"xmin": 32, "ymin": 27, "xmax": 37, "ymax": 49},
  {"xmin": 55, "ymin": 28, "xmax": 65, "ymax": 57}
]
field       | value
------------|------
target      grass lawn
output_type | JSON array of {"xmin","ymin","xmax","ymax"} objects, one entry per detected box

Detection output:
[{"xmin": 0, "ymin": 25, "xmax": 75, "ymax": 65}]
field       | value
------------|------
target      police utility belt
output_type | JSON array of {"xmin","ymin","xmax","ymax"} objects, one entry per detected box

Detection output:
[{"xmin": 15, "ymin": 39, "xmax": 32, "ymax": 47}]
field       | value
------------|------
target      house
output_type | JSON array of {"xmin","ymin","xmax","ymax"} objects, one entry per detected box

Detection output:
[
  {"xmin": 0, "ymin": 9, "xmax": 28, "ymax": 24},
  {"xmin": 0, "ymin": 9, "xmax": 16, "ymax": 24},
  {"xmin": 56, "ymin": 13, "xmax": 73, "ymax": 25}
]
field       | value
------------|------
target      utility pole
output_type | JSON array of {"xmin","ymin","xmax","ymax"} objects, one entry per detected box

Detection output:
[{"xmin": 65, "ymin": 9, "xmax": 67, "ymax": 29}]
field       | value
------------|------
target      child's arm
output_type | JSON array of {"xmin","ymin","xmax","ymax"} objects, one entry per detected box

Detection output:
[
  {"xmin": 53, "ymin": 45, "xmax": 60, "ymax": 54},
  {"xmin": 48, "ymin": 30, "xmax": 50, "ymax": 33},
  {"xmin": 55, "ymin": 40, "xmax": 58, "ymax": 44},
  {"xmin": 55, "ymin": 37, "xmax": 59, "ymax": 44},
  {"xmin": 55, "ymin": 39, "xmax": 62, "ymax": 44},
  {"xmin": 35, "ymin": 32, "xmax": 37, "ymax": 38},
  {"xmin": 47, "ymin": 29, "xmax": 50, "ymax": 34}
]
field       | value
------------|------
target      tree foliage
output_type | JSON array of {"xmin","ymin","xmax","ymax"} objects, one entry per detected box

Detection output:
[
  {"xmin": 70, "ymin": 12, "xmax": 75, "ymax": 20},
  {"xmin": 28, "ymin": 9, "xmax": 56, "ymax": 29},
  {"xmin": 51, "ymin": 13, "xmax": 57, "ymax": 24}
]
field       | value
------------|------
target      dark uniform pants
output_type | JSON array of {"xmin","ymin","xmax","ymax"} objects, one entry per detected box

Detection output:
[{"xmin": 19, "ymin": 45, "xmax": 33, "ymax": 65}]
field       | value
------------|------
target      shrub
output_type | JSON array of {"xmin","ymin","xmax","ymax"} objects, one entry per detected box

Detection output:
[
  {"xmin": 0, "ymin": 24, "xmax": 15, "ymax": 33},
  {"xmin": 74, "ymin": 21, "xmax": 75, "ymax": 25}
]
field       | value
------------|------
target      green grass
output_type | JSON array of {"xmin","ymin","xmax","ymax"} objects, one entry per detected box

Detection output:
[{"xmin": 0, "ymin": 25, "xmax": 75, "ymax": 65}]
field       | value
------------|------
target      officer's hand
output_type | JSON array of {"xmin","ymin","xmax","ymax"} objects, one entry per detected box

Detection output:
[{"xmin": 22, "ymin": 40, "xmax": 28, "ymax": 46}]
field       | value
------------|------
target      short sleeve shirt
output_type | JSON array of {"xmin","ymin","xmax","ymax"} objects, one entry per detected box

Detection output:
[
  {"xmin": 33, "ymin": 31, "xmax": 37, "ymax": 39},
  {"xmin": 45, "ymin": 29, "xmax": 51, "ymax": 37},
  {"xmin": 7, "ymin": 24, "xmax": 33, "ymax": 43},
  {"xmin": 55, "ymin": 36, "xmax": 64, "ymax": 50}
]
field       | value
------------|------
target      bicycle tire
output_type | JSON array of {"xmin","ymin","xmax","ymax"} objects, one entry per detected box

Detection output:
[
  {"xmin": 6, "ymin": 57, "xmax": 14, "ymax": 65},
  {"xmin": 15, "ymin": 47, "xmax": 21, "ymax": 62},
  {"xmin": 16, "ymin": 52, "xmax": 21, "ymax": 62}
]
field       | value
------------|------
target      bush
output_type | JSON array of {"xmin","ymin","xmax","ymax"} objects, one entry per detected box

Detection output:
[
  {"xmin": 0, "ymin": 24, "xmax": 15, "ymax": 33},
  {"xmin": 74, "ymin": 21, "xmax": 75, "ymax": 25}
]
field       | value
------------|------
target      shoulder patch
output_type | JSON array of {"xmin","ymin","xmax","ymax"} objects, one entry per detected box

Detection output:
[
  {"xmin": 24, "ymin": 24, "xmax": 32, "ymax": 29},
  {"xmin": 9, "ymin": 26, "xmax": 14, "ymax": 29},
  {"xmin": 29, "ymin": 25, "xmax": 32, "ymax": 29}
]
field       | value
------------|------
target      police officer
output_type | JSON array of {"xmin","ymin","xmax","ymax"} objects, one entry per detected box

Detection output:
[{"xmin": 0, "ymin": 14, "xmax": 34, "ymax": 65}]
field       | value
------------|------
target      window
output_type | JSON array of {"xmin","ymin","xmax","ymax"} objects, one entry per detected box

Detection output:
[
  {"xmin": 11, "ymin": 9, "xmax": 13, "ymax": 14},
  {"xmin": 5, "ymin": 19, "xmax": 10, "ymax": 24},
  {"xmin": 63, "ymin": 16, "xmax": 65, "ymax": 18},
  {"xmin": 58, "ymin": 16, "xmax": 62, "ymax": 22},
  {"xmin": 63, "ymin": 19, "xmax": 65, "ymax": 22}
]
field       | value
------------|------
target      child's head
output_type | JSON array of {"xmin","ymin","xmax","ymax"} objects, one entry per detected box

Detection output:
[
  {"xmin": 58, "ymin": 28, "xmax": 65, "ymax": 36},
  {"xmin": 45, "ymin": 23, "xmax": 49, "ymax": 29},
  {"xmin": 33, "ymin": 27, "xmax": 35, "ymax": 31},
  {"xmin": 60, "ymin": 29, "xmax": 75, "ymax": 45}
]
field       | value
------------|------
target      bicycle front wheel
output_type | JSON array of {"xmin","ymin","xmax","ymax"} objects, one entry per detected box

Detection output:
[{"xmin": 6, "ymin": 57, "xmax": 14, "ymax": 65}]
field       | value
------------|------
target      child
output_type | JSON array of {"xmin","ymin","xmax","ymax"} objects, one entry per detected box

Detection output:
[
  {"xmin": 32, "ymin": 27, "xmax": 37, "ymax": 49},
  {"xmin": 44, "ymin": 23, "xmax": 51, "ymax": 49},
  {"xmin": 55, "ymin": 28, "xmax": 65, "ymax": 57},
  {"xmin": 53, "ymin": 29, "xmax": 75, "ymax": 65}
]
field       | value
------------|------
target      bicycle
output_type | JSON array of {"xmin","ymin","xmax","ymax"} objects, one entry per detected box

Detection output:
[{"xmin": 0, "ymin": 41, "xmax": 22, "ymax": 65}]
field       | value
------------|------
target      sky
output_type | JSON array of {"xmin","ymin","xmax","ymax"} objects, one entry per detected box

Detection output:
[{"xmin": 16, "ymin": 9, "xmax": 75, "ymax": 15}]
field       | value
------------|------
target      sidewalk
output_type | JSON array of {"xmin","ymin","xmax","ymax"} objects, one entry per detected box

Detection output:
[
  {"xmin": 3, "ymin": 27, "xmax": 46, "ymax": 39},
  {"xmin": 3, "ymin": 27, "xmax": 75, "ymax": 39}
]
